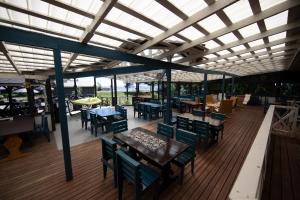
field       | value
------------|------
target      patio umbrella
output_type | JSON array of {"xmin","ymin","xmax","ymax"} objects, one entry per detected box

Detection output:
[
  {"xmin": 72, "ymin": 97, "xmax": 101, "ymax": 106},
  {"xmin": 13, "ymin": 88, "xmax": 39, "ymax": 94}
]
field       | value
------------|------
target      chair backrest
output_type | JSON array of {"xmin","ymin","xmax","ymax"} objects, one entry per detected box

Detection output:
[
  {"xmin": 101, "ymin": 137, "xmax": 117, "ymax": 161},
  {"xmin": 116, "ymin": 149, "xmax": 141, "ymax": 185},
  {"xmin": 115, "ymin": 105, "xmax": 123, "ymax": 112},
  {"xmin": 211, "ymin": 112, "xmax": 225, "ymax": 121},
  {"xmin": 138, "ymin": 103, "xmax": 145, "ymax": 112},
  {"xmin": 176, "ymin": 129, "xmax": 198, "ymax": 155},
  {"xmin": 112, "ymin": 120, "xmax": 128, "ymax": 134},
  {"xmin": 134, "ymin": 102, "xmax": 139, "ymax": 110},
  {"xmin": 192, "ymin": 120, "xmax": 209, "ymax": 137},
  {"xmin": 89, "ymin": 112, "xmax": 97, "ymax": 125},
  {"xmin": 157, "ymin": 122, "xmax": 174, "ymax": 138},
  {"xmin": 120, "ymin": 108, "xmax": 127, "ymax": 119},
  {"xmin": 176, "ymin": 116, "xmax": 189, "ymax": 130},
  {"xmin": 230, "ymin": 96, "xmax": 238, "ymax": 107},
  {"xmin": 219, "ymin": 100, "xmax": 233, "ymax": 115},
  {"xmin": 192, "ymin": 109, "xmax": 205, "ymax": 117},
  {"xmin": 206, "ymin": 95, "xmax": 214, "ymax": 104}
]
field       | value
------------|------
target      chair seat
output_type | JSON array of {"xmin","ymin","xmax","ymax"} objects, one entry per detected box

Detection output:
[
  {"xmin": 173, "ymin": 151, "xmax": 194, "ymax": 166},
  {"xmin": 140, "ymin": 164, "xmax": 160, "ymax": 190}
]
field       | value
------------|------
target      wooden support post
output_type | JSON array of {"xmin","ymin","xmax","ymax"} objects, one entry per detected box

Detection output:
[
  {"xmin": 157, "ymin": 82, "xmax": 160, "ymax": 101},
  {"xmin": 110, "ymin": 78, "xmax": 114, "ymax": 106},
  {"xmin": 114, "ymin": 74, "xmax": 117, "ymax": 105},
  {"xmin": 126, "ymin": 82, "xmax": 129, "ymax": 101},
  {"xmin": 177, "ymin": 82, "xmax": 181, "ymax": 97},
  {"xmin": 53, "ymin": 49, "xmax": 73, "ymax": 181},
  {"xmin": 166, "ymin": 68, "xmax": 172, "ymax": 124},
  {"xmin": 94, "ymin": 76, "xmax": 97, "ymax": 97},
  {"xmin": 73, "ymin": 78, "xmax": 78, "ymax": 99},
  {"xmin": 136, "ymin": 82, "xmax": 139, "ymax": 97},
  {"xmin": 151, "ymin": 82, "xmax": 154, "ymax": 99},
  {"xmin": 46, "ymin": 79, "xmax": 56, "ymax": 131},
  {"xmin": 222, "ymin": 74, "xmax": 225, "ymax": 100},
  {"xmin": 162, "ymin": 82, "xmax": 165, "ymax": 103},
  {"xmin": 202, "ymin": 73, "xmax": 207, "ymax": 111}
]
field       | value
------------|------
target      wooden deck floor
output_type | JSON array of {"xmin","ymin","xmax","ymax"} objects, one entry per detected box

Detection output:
[
  {"xmin": 0, "ymin": 106, "xmax": 265, "ymax": 200},
  {"xmin": 262, "ymin": 134, "xmax": 300, "ymax": 200}
]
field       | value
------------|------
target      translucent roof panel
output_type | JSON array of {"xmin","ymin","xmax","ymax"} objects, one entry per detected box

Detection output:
[
  {"xmin": 259, "ymin": 0, "xmax": 287, "ymax": 11},
  {"xmin": 168, "ymin": 0, "xmax": 208, "ymax": 17},
  {"xmin": 254, "ymin": 48, "xmax": 267, "ymax": 54},
  {"xmin": 204, "ymin": 54, "xmax": 217, "ymax": 59},
  {"xmin": 264, "ymin": 10, "xmax": 288, "ymax": 30},
  {"xmin": 271, "ymin": 43, "xmax": 285, "ymax": 50},
  {"xmin": 217, "ymin": 32, "xmax": 238, "ymax": 44},
  {"xmin": 268, "ymin": 32, "xmax": 287, "ymax": 42},
  {"xmin": 118, "ymin": 0, "xmax": 182, "ymax": 28},
  {"xmin": 203, "ymin": 40, "xmax": 220, "ymax": 49},
  {"xmin": 164, "ymin": 36, "xmax": 185, "ymax": 43},
  {"xmin": 238, "ymin": 23, "xmax": 261, "ymax": 38},
  {"xmin": 198, "ymin": 14, "xmax": 226, "ymax": 33},
  {"xmin": 178, "ymin": 26, "xmax": 205, "ymax": 41},
  {"xmin": 248, "ymin": 39, "xmax": 265, "ymax": 47},
  {"xmin": 231, "ymin": 45, "xmax": 246, "ymax": 52},
  {"xmin": 223, "ymin": 0, "xmax": 253, "ymax": 23},
  {"xmin": 97, "ymin": 23, "xmax": 141, "ymax": 41},
  {"xmin": 216, "ymin": 50, "xmax": 231, "ymax": 56},
  {"xmin": 105, "ymin": 7, "xmax": 163, "ymax": 37},
  {"xmin": 90, "ymin": 35, "xmax": 122, "ymax": 48}
]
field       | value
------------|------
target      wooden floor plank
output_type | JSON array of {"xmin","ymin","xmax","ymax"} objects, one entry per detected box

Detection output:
[{"xmin": 0, "ymin": 106, "xmax": 265, "ymax": 200}]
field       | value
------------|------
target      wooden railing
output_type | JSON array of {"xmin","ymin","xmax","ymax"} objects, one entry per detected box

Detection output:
[
  {"xmin": 229, "ymin": 105, "xmax": 275, "ymax": 200},
  {"xmin": 229, "ymin": 104, "xmax": 299, "ymax": 200}
]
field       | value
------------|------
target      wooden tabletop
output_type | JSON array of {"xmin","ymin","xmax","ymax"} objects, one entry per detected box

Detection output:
[
  {"xmin": 0, "ymin": 116, "xmax": 34, "ymax": 136},
  {"xmin": 178, "ymin": 113, "xmax": 224, "ymax": 127},
  {"xmin": 181, "ymin": 100, "xmax": 202, "ymax": 106},
  {"xmin": 112, "ymin": 127, "xmax": 189, "ymax": 168}
]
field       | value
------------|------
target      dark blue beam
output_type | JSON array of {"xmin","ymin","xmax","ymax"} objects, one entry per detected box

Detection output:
[
  {"xmin": 165, "ymin": 68, "xmax": 172, "ymax": 125},
  {"xmin": 202, "ymin": 73, "xmax": 208, "ymax": 111},
  {"xmin": 222, "ymin": 74, "xmax": 225, "ymax": 100},
  {"xmin": 53, "ymin": 49, "xmax": 73, "ymax": 181},
  {"xmin": 0, "ymin": 25, "xmax": 236, "ymax": 77}
]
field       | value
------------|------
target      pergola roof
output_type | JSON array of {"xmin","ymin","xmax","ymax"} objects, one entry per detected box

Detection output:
[{"xmin": 0, "ymin": 0, "xmax": 299, "ymax": 82}]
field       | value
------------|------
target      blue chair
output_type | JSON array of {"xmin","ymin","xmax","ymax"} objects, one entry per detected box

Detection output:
[
  {"xmin": 157, "ymin": 122, "xmax": 174, "ymax": 138},
  {"xmin": 80, "ymin": 109, "xmax": 90, "ymax": 129},
  {"xmin": 177, "ymin": 116, "xmax": 189, "ymax": 130},
  {"xmin": 133, "ymin": 102, "xmax": 139, "ymax": 118},
  {"xmin": 112, "ymin": 120, "xmax": 128, "ymax": 146},
  {"xmin": 138, "ymin": 103, "xmax": 146, "ymax": 119},
  {"xmin": 101, "ymin": 137, "xmax": 118, "ymax": 187},
  {"xmin": 211, "ymin": 112, "xmax": 225, "ymax": 140},
  {"xmin": 90, "ymin": 112, "xmax": 105, "ymax": 136},
  {"xmin": 116, "ymin": 149, "xmax": 160, "ymax": 200},
  {"xmin": 163, "ymin": 108, "xmax": 176, "ymax": 125},
  {"xmin": 173, "ymin": 129, "xmax": 198, "ymax": 184},
  {"xmin": 192, "ymin": 109, "xmax": 205, "ymax": 117},
  {"xmin": 192, "ymin": 120, "xmax": 210, "ymax": 150}
]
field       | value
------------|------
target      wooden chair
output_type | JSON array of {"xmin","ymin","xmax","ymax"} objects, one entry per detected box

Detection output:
[
  {"xmin": 192, "ymin": 109, "xmax": 205, "ymax": 117},
  {"xmin": 101, "ymin": 137, "xmax": 118, "ymax": 187},
  {"xmin": 206, "ymin": 95, "xmax": 215, "ymax": 104},
  {"xmin": 230, "ymin": 96, "xmax": 238, "ymax": 108},
  {"xmin": 217, "ymin": 100, "xmax": 233, "ymax": 116},
  {"xmin": 90, "ymin": 112, "xmax": 105, "ymax": 136},
  {"xmin": 173, "ymin": 129, "xmax": 198, "ymax": 184},
  {"xmin": 112, "ymin": 120, "xmax": 128, "ymax": 146},
  {"xmin": 157, "ymin": 122, "xmax": 174, "ymax": 138},
  {"xmin": 192, "ymin": 120, "xmax": 210, "ymax": 150},
  {"xmin": 211, "ymin": 112, "xmax": 225, "ymax": 140},
  {"xmin": 80, "ymin": 109, "xmax": 90, "ymax": 129},
  {"xmin": 116, "ymin": 149, "xmax": 160, "ymax": 200},
  {"xmin": 176, "ymin": 116, "xmax": 189, "ymax": 131}
]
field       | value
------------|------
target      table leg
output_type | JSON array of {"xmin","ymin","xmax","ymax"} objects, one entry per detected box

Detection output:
[
  {"xmin": 1, "ymin": 135, "xmax": 30, "ymax": 161},
  {"xmin": 159, "ymin": 163, "xmax": 177, "ymax": 192}
]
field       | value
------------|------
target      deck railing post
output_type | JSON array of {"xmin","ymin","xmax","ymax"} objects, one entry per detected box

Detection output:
[
  {"xmin": 53, "ymin": 49, "xmax": 73, "ymax": 181},
  {"xmin": 110, "ymin": 78, "xmax": 114, "ymax": 106},
  {"xmin": 73, "ymin": 78, "xmax": 78, "ymax": 99},
  {"xmin": 222, "ymin": 74, "xmax": 225, "ymax": 100},
  {"xmin": 231, "ymin": 77, "xmax": 235, "ymax": 96},
  {"xmin": 202, "ymin": 73, "xmax": 207, "ymax": 111},
  {"xmin": 94, "ymin": 76, "xmax": 97, "ymax": 97},
  {"xmin": 166, "ymin": 68, "xmax": 172, "ymax": 124},
  {"xmin": 46, "ymin": 78, "xmax": 56, "ymax": 131}
]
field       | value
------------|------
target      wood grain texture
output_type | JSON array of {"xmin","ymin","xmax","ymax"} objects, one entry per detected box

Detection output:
[{"xmin": 0, "ymin": 106, "xmax": 266, "ymax": 200}]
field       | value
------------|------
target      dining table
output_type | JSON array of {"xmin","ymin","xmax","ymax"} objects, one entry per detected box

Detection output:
[
  {"xmin": 178, "ymin": 113, "xmax": 224, "ymax": 127},
  {"xmin": 105, "ymin": 127, "xmax": 189, "ymax": 190},
  {"xmin": 90, "ymin": 106, "xmax": 121, "ymax": 118},
  {"xmin": 181, "ymin": 100, "xmax": 202, "ymax": 113},
  {"xmin": 0, "ymin": 116, "xmax": 34, "ymax": 161}
]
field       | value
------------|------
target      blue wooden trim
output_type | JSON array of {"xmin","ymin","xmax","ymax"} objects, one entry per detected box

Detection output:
[
  {"xmin": 0, "ymin": 25, "xmax": 236, "ymax": 77},
  {"xmin": 166, "ymin": 68, "xmax": 172, "ymax": 125},
  {"xmin": 53, "ymin": 49, "xmax": 73, "ymax": 181},
  {"xmin": 114, "ymin": 74, "xmax": 117, "ymax": 106},
  {"xmin": 202, "ymin": 73, "xmax": 207, "ymax": 111},
  {"xmin": 222, "ymin": 74, "xmax": 225, "ymax": 100}
]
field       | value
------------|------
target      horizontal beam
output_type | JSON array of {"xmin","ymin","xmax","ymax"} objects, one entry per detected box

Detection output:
[{"xmin": 0, "ymin": 25, "xmax": 234, "ymax": 76}]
